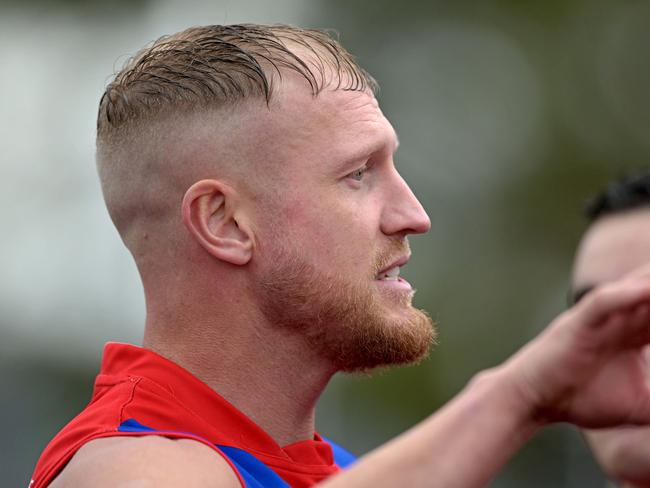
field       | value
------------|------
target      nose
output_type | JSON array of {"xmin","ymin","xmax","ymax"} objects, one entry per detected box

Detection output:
[{"xmin": 380, "ymin": 168, "xmax": 431, "ymax": 236}]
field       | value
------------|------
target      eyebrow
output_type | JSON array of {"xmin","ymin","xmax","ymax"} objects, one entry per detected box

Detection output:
[{"xmin": 337, "ymin": 133, "xmax": 400, "ymax": 172}]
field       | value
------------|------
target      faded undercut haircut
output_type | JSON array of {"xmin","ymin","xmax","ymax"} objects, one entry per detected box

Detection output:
[
  {"xmin": 97, "ymin": 24, "xmax": 378, "ymax": 142},
  {"xmin": 95, "ymin": 24, "xmax": 378, "ymax": 247}
]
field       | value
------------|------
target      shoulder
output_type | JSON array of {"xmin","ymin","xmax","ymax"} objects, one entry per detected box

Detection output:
[{"xmin": 49, "ymin": 435, "xmax": 241, "ymax": 488}]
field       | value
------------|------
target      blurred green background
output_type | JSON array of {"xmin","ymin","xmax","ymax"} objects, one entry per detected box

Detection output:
[{"xmin": 2, "ymin": 0, "xmax": 649, "ymax": 486}]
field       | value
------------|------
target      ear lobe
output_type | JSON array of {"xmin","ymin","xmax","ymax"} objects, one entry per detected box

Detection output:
[{"xmin": 182, "ymin": 180, "xmax": 253, "ymax": 266}]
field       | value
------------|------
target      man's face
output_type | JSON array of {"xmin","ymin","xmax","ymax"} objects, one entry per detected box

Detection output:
[
  {"xmin": 244, "ymin": 80, "xmax": 435, "ymax": 372},
  {"xmin": 572, "ymin": 207, "xmax": 650, "ymax": 486}
]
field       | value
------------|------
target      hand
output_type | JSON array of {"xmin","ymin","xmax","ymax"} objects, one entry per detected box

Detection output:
[
  {"xmin": 585, "ymin": 424, "xmax": 650, "ymax": 486},
  {"xmin": 581, "ymin": 344, "xmax": 650, "ymax": 487},
  {"xmin": 502, "ymin": 277, "xmax": 650, "ymax": 428}
]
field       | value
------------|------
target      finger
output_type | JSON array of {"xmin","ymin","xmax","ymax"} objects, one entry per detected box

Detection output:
[
  {"xmin": 613, "ymin": 303, "xmax": 650, "ymax": 349},
  {"xmin": 574, "ymin": 280, "xmax": 650, "ymax": 330},
  {"xmin": 565, "ymin": 302, "xmax": 650, "ymax": 358},
  {"xmin": 623, "ymin": 263, "xmax": 650, "ymax": 281}
]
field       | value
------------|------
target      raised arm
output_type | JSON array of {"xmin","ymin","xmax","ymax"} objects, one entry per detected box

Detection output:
[{"xmin": 322, "ymin": 276, "xmax": 650, "ymax": 487}]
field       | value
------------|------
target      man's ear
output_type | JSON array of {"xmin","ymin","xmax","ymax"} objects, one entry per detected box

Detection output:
[{"xmin": 182, "ymin": 179, "xmax": 253, "ymax": 266}]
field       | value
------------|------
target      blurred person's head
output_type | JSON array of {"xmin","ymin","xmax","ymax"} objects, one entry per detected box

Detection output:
[
  {"xmin": 95, "ymin": 24, "xmax": 434, "ymax": 374},
  {"xmin": 571, "ymin": 170, "xmax": 650, "ymax": 488}
]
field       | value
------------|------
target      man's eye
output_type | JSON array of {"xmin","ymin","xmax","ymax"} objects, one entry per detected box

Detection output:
[{"xmin": 349, "ymin": 165, "xmax": 368, "ymax": 181}]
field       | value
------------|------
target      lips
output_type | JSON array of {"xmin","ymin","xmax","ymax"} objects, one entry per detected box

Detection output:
[{"xmin": 376, "ymin": 255, "xmax": 410, "ymax": 280}]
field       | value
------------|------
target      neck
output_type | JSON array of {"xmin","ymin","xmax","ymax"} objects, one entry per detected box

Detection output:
[{"xmin": 142, "ymin": 301, "xmax": 336, "ymax": 446}]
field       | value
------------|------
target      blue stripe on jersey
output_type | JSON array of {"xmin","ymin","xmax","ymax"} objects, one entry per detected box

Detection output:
[
  {"xmin": 119, "ymin": 420, "xmax": 358, "ymax": 468},
  {"xmin": 118, "ymin": 418, "xmax": 157, "ymax": 433},
  {"xmin": 118, "ymin": 418, "xmax": 287, "ymax": 487},
  {"xmin": 217, "ymin": 445, "xmax": 289, "ymax": 488},
  {"xmin": 118, "ymin": 419, "xmax": 355, "ymax": 487}
]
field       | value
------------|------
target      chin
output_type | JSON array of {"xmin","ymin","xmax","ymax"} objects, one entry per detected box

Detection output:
[{"xmin": 326, "ymin": 306, "xmax": 437, "ymax": 373}]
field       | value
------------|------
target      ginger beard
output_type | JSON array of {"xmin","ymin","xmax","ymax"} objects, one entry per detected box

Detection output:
[{"xmin": 256, "ymin": 240, "xmax": 436, "ymax": 372}]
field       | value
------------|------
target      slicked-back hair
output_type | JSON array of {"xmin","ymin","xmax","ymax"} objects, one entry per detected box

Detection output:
[
  {"xmin": 585, "ymin": 170, "xmax": 650, "ymax": 222},
  {"xmin": 97, "ymin": 24, "xmax": 378, "ymax": 140}
]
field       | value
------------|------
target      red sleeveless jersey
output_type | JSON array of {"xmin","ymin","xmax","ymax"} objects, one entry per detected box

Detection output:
[{"xmin": 30, "ymin": 343, "xmax": 356, "ymax": 488}]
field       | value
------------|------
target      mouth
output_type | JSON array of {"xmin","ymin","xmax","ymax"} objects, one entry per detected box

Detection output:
[
  {"xmin": 377, "ymin": 265, "xmax": 401, "ymax": 281},
  {"xmin": 375, "ymin": 256, "xmax": 413, "ymax": 290}
]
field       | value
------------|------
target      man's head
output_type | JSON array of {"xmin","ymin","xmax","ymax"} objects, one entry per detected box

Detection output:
[
  {"xmin": 571, "ymin": 171, "xmax": 650, "ymax": 486},
  {"xmin": 96, "ymin": 24, "xmax": 435, "ymax": 373},
  {"xmin": 572, "ymin": 172, "xmax": 650, "ymax": 306},
  {"xmin": 96, "ymin": 24, "xmax": 377, "ymax": 252}
]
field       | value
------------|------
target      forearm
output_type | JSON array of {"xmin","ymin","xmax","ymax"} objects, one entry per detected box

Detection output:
[{"xmin": 322, "ymin": 366, "xmax": 543, "ymax": 488}]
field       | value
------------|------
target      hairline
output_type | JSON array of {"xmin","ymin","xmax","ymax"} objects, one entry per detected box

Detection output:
[{"xmin": 96, "ymin": 24, "xmax": 379, "ymax": 141}]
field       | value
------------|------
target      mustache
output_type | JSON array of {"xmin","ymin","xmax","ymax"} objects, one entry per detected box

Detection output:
[{"xmin": 373, "ymin": 239, "xmax": 411, "ymax": 276}]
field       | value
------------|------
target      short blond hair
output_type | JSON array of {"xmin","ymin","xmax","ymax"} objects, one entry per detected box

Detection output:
[{"xmin": 97, "ymin": 24, "xmax": 378, "ymax": 140}]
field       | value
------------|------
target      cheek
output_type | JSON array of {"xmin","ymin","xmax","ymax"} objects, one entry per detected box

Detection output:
[{"xmin": 281, "ymin": 197, "xmax": 378, "ymax": 265}]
